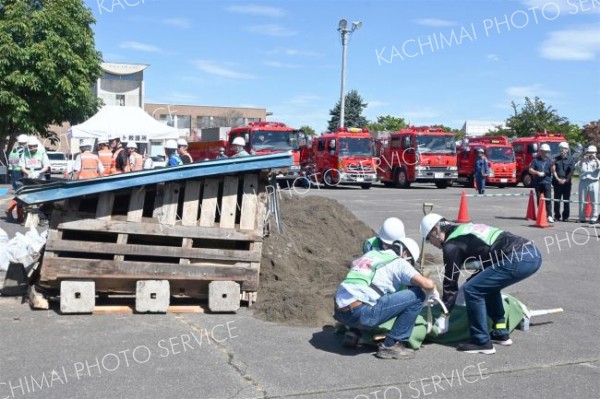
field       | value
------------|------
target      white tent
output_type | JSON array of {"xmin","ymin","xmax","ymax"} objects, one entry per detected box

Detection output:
[{"xmin": 68, "ymin": 105, "xmax": 179, "ymax": 141}]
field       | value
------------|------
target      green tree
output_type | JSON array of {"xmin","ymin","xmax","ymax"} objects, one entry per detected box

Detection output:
[
  {"xmin": 435, "ymin": 124, "xmax": 463, "ymax": 141},
  {"xmin": 327, "ymin": 90, "xmax": 368, "ymax": 132},
  {"xmin": 367, "ymin": 115, "xmax": 407, "ymax": 132},
  {"xmin": 0, "ymin": 0, "xmax": 102, "ymax": 155},
  {"xmin": 497, "ymin": 97, "xmax": 573, "ymax": 138},
  {"xmin": 582, "ymin": 120, "xmax": 600, "ymax": 147},
  {"xmin": 299, "ymin": 125, "xmax": 316, "ymax": 136}
]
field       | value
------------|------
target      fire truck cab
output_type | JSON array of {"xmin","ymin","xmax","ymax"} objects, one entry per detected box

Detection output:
[
  {"xmin": 457, "ymin": 136, "xmax": 517, "ymax": 188},
  {"xmin": 377, "ymin": 126, "xmax": 457, "ymax": 188},
  {"xmin": 511, "ymin": 132, "xmax": 565, "ymax": 187},
  {"xmin": 302, "ymin": 127, "xmax": 377, "ymax": 189}
]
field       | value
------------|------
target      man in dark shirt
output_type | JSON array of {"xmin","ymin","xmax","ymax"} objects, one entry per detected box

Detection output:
[
  {"xmin": 420, "ymin": 213, "xmax": 542, "ymax": 354},
  {"xmin": 552, "ymin": 142, "xmax": 574, "ymax": 221},
  {"xmin": 528, "ymin": 143, "xmax": 554, "ymax": 223}
]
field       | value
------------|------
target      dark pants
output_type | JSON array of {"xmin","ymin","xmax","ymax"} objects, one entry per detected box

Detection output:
[
  {"xmin": 535, "ymin": 183, "xmax": 552, "ymax": 216},
  {"xmin": 10, "ymin": 170, "xmax": 23, "ymax": 190},
  {"xmin": 475, "ymin": 174, "xmax": 486, "ymax": 194},
  {"xmin": 553, "ymin": 182, "xmax": 571, "ymax": 221}
]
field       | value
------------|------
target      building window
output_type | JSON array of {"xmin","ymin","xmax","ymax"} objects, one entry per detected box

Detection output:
[
  {"xmin": 247, "ymin": 118, "xmax": 261, "ymax": 124},
  {"xmin": 176, "ymin": 115, "xmax": 191, "ymax": 129},
  {"xmin": 116, "ymin": 94, "xmax": 125, "ymax": 106},
  {"xmin": 197, "ymin": 116, "xmax": 212, "ymax": 129}
]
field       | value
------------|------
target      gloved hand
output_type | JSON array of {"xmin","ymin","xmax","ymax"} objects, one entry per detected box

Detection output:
[
  {"xmin": 29, "ymin": 171, "xmax": 39, "ymax": 179},
  {"xmin": 434, "ymin": 315, "xmax": 449, "ymax": 335},
  {"xmin": 427, "ymin": 288, "xmax": 441, "ymax": 306}
]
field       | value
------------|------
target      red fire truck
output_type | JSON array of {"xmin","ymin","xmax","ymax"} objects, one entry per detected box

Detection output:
[
  {"xmin": 377, "ymin": 126, "xmax": 457, "ymax": 188},
  {"xmin": 511, "ymin": 132, "xmax": 566, "ymax": 187},
  {"xmin": 301, "ymin": 127, "xmax": 377, "ymax": 189},
  {"xmin": 188, "ymin": 121, "xmax": 304, "ymax": 178},
  {"xmin": 457, "ymin": 136, "xmax": 517, "ymax": 188}
]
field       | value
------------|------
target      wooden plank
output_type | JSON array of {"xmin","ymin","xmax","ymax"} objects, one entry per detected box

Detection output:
[
  {"xmin": 220, "ymin": 176, "xmax": 238, "ymax": 229},
  {"xmin": 46, "ymin": 240, "xmax": 261, "ymax": 262},
  {"xmin": 114, "ymin": 234, "xmax": 128, "ymax": 261},
  {"xmin": 240, "ymin": 174, "xmax": 258, "ymax": 230},
  {"xmin": 199, "ymin": 178, "xmax": 219, "ymax": 227},
  {"xmin": 92, "ymin": 305, "xmax": 206, "ymax": 315},
  {"xmin": 160, "ymin": 182, "xmax": 181, "ymax": 226},
  {"xmin": 127, "ymin": 186, "xmax": 146, "ymax": 222},
  {"xmin": 53, "ymin": 213, "xmax": 261, "ymax": 241},
  {"xmin": 41, "ymin": 258, "xmax": 259, "ymax": 282},
  {"xmin": 152, "ymin": 183, "xmax": 165, "ymax": 219},
  {"xmin": 96, "ymin": 192, "xmax": 115, "ymax": 220},
  {"xmin": 181, "ymin": 180, "xmax": 202, "ymax": 227}
]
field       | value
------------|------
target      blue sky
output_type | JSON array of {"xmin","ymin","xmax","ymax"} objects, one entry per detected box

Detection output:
[{"xmin": 87, "ymin": 0, "xmax": 599, "ymax": 132}]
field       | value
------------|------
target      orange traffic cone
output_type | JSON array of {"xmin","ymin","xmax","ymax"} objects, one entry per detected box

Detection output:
[
  {"xmin": 585, "ymin": 192, "xmax": 592, "ymax": 220},
  {"xmin": 526, "ymin": 190, "xmax": 537, "ymax": 220},
  {"xmin": 455, "ymin": 191, "xmax": 471, "ymax": 223},
  {"xmin": 532, "ymin": 194, "xmax": 550, "ymax": 228}
]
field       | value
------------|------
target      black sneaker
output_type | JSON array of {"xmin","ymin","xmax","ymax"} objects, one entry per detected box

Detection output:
[
  {"xmin": 375, "ymin": 342, "xmax": 415, "ymax": 359},
  {"xmin": 456, "ymin": 341, "xmax": 496, "ymax": 354},
  {"xmin": 342, "ymin": 331, "xmax": 360, "ymax": 348},
  {"xmin": 490, "ymin": 331, "xmax": 513, "ymax": 346}
]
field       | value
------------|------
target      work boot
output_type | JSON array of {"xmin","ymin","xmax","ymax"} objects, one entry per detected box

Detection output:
[
  {"xmin": 456, "ymin": 340, "xmax": 496, "ymax": 354},
  {"xmin": 490, "ymin": 331, "xmax": 513, "ymax": 346},
  {"xmin": 375, "ymin": 342, "xmax": 415, "ymax": 360}
]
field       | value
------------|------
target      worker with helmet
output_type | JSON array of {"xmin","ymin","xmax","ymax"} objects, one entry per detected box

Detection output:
[
  {"xmin": 164, "ymin": 139, "xmax": 183, "ymax": 166},
  {"xmin": 552, "ymin": 142, "xmax": 574, "ymax": 221},
  {"xmin": 8, "ymin": 134, "xmax": 29, "ymax": 190},
  {"xmin": 97, "ymin": 139, "xmax": 113, "ymax": 176},
  {"xmin": 420, "ymin": 213, "xmax": 542, "ymax": 354},
  {"xmin": 73, "ymin": 139, "xmax": 103, "ymax": 180},
  {"xmin": 126, "ymin": 142, "xmax": 144, "ymax": 172},
  {"xmin": 231, "ymin": 137, "xmax": 250, "ymax": 158},
  {"xmin": 474, "ymin": 148, "xmax": 490, "ymax": 195},
  {"xmin": 108, "ymin": 137, "xmax": 128, "ymax": 174},
  {"xmin": 574, "ymin": 145, "xmax": 599, "ymax": 224},
  {"xmin": 528, "ymin": 143, "xmax": 554, "ymax": 223},
  {"xmin": 177, "ymin": 139, "xmax": 193, "ymax": 164},
  {"xmin": 334, "ymin": 232, "xmax": 437, "ymax": 359},
  {"xmin": 363, "ymin": 217, "xmax": 405, "ymax": 253},
  {"xmin": 20, "ymin": 137, "xmax": 50, "ymax": 180},
  {"xmin": 216, "ymin": 147, "xmax": 228, "ymax": 159}
]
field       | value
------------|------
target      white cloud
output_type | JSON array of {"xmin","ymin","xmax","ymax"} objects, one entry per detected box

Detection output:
[
  {"xmin": 366, "ymin": 100, "xmax": 389, "ymax": 109},
  {"xmin": 505, "ymin": 84, "xmax": 559, "ymax": 98},
  {"xmin": 246, "ymin": 24, "xmax": 297, "ymax": 37},
  {"xmin": 163, "ymin": 18, "xmax": 191, "ymax": 29},
  {"xmin": 264, "ymin": 61, "xmax": 301, "ymax": 68},
  {"xmin": 225, "ymin": 4, "xmax": 285, "ymax": 17},
  {"xmin": 119, "ymin": 41, "xmax": 162, "ymax": 53},
  {"xmin": 193, "ymin": 60, "xmax": 256, "ymax": 79},
  {"xmin": 487, "ymin": 54, "xmax": 500, "ymax": 62},
  {"xmin": 414, "ymin": 18, "xmax": 456, "ymax": 27},
  {"xmin": 288, "ymin": 95, "xmax": 321, "ymax": 105},
  {"xmin": 539, "ymin": 26, "xmax": 600, "ymax": 60}
]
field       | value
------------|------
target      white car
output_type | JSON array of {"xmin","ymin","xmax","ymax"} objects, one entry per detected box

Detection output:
[
  {"xmin": 150, "ymin": 155, "xmax": 167, "ymax": 168},
  {"xmin": 47, "ymin": 152, "xmax": 68, "ymax": 174}
]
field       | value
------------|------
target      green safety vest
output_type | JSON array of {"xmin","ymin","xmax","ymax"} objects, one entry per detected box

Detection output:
[
  {"xmin": 362, "ymin": 236, "xmax": 383, "ymax": 254},
  {"xmin": 446, "ymin": 223, "xmax": 503, "ymax": 246},
  {"xmin": 23, "ymin": 150, "xmax": 45, "ymax": 170},
  {"xmin": 8, "ymin": 147, "xmax": 23, "ymax": 171},
  {"xmin": 343, "ymin": 250, "xmax": 398, "ymax": 287}
]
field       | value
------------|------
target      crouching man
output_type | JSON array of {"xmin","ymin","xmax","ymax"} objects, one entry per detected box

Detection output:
[{"xmin": 334, "ymin": 236, "xmax": 438, "ymax": 360}]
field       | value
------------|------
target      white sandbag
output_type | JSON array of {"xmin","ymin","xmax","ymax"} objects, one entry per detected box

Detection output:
[{"xmin": 0, "ymin": 228, "xmax": 9, "ymax": 271}]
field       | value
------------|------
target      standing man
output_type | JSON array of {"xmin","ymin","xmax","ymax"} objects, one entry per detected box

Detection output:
[
  {"xmin": 20, "ymin": 137, "xmax": 51, "ymax": 180},
  {"xmin": 97, "ymin": 139, "xmax": 113, "ymax": 176},
  {"xmin": 8, "ymin": 134, "xmax": 28, "ymax": 190},
  {"xmin": 574, "ymin": 145, "xmax": 599, "ymax": 225},
  {"xmin": 177, "ymin": 139, "xmax": 193, "ymax": 164},
  {"xmin": 362, "ymin": 217, "xmax": 405, "ymax": 253},
  {"xmin": 420, "ymin": 214, "xmax": 542, "ymax": 354},
  {"xmin": 216, "ymin": 147, "xmax": 228, "ymax": 159},
  {"xmin": 334, "ymin": 236, "xmax": 438, "ymax": 359},
  {"xmin": 231, "ymin": 137, "xmax": 250, "ymax": 158},
  {"xmin": 126, "ymin": 142, "xmax": 144, "ymax": 172},
  {"xmin": 552, "ymin": 142, "xmax": 574, "ymax": 222},
  {"xmin": 73, "ymin": 140, "xmax": 103, "ymax": 180},
  {"xmin": 109, "ymin": 137, "xmax": 128, "ymax": 174},
  {"xmin": 474, "ymin": 148, "xmax": 490, "ymax": 195},
  {"xmin": 528, "ymin": 143, "xmax": 554, "ymax": 223},
  {"xmin": 164, "ymin": 140, "xmax": 183, "ymax": 166}
]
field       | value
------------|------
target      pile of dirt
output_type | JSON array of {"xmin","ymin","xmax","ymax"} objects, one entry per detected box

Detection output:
[{"xmin": 253, "ymin": 195, "xmax": 375, "ymax": 327}]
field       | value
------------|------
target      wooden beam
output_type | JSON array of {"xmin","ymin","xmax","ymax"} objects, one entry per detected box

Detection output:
[
  {"xmin": 220, "ymin": 176, "xmax": 238, "ymax": 229},
  {"xmin": 240, "ymin": 174, "xmax": 258, "ymax": 230},
  {"xmin": 181, "ymin": 180, "xmax": 202, "ymax": 226},
  {"xmin": 199, "ymin": 178, "xmax": 219, "ymax": 227}
]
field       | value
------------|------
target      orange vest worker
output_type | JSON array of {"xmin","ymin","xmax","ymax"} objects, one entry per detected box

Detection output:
[
  {"xmin": 98, "ymin": 148, "xmax": 112, "ymax": 176},
  {"xmin": 110, "ymin": 147, "xmax": 127, "ymax": 174},
  {"xmin": 130, "ymin": 152, "xmax": 144, "ymax": 171},
  {"xmin": 78, "ymin": 152, "xmax": 101, "ymax": 180}
]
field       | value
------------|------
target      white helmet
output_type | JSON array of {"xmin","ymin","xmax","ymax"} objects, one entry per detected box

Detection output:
[
  {"xmin": 558, "ymin": 142, "xmax": 569, "ymax": 150},
  {"xmin": 126, "ymin": 142, "xmax": 137, "ymax": 149},
  {"xmin": 177, "ymin": 139, "xmax": 188, "ymax": 146},
  {"xmin": 378, "ymin": 217, "xmax": 405, "ymax": 245},
  {"xmin": 97, "ymin": 138, "xmax": 109, "ymax": 145},
  {"xmin": 587, "ymin": 145, "xmax": 597, "ymax": 153},
  {"xmin": 420, "ymin": 213, "xmax": 444, "ymax": 241},
  {"xmin": 396, "ymin": 237, "xmax": 420, "ymax": 264},
  {"xmin": 540, "ymin": 143, "xmax": 551, "ymax": 152},
  {"xmin": 232, "ymin": 137, "xmax": 246, "ymax": 146},
  {"xmin": 17, "ymin": 134, "xmax": 29, "ymax": 144},
  {"xmin": 27, "ymin": 137, "xmax": 40, "ymax": 146},
  {"xmin": 165, "ymin": 139, "xmax": 178, "ymax": 149},
  {"xmin": 79, "ymin": 139, "xmax": 93, "ymax": 148}
]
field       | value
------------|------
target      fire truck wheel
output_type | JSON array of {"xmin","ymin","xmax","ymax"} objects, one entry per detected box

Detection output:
[
  {"xmin": 435, "ymin": 180, "xmax": 450, "ymax": 189},
  {"xmin": 323, "ymin": 170, "xmax": 339, "ymax": 188},
  {"xmin": 394, "ymin": 168, "xmax": 410, "ymax": 189},
  {"xmin": 522, "ymin": 173, "xmax": 533, "ymax": 188},
  {"xmin": 360, "ymin": 184, "xmax": 371, "ymax": 190}
]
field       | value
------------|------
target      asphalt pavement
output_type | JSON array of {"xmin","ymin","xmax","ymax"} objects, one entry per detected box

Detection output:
[{"xmin": 1, "ymin": 182, "xmax": 599, "ymax": 399}]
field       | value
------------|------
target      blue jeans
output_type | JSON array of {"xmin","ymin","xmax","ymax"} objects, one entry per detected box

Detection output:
[
  {"xmin": 463, "ymin": 244, "xmax": 542, "ymax": 344},
  {"xmin": 11, "ymin": 170, "xmax": 23, "ymax": 191},
  {"xmin": 475, "ymin": 174, "xmax": 486, "ymax": 194},
  {"xmin": 334, "ymin": 287, "xmax": 425, "ymax": 343}
]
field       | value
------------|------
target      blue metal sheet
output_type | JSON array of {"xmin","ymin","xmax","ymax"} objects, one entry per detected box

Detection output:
[{"xmin": 17, "ymin": 153, "xmax": 293, "ymax": 205}]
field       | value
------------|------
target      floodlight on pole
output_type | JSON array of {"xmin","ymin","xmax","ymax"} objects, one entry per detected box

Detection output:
[{"xmin": 338, "ymin": 19, "xmax": 362, "ymax": 128}]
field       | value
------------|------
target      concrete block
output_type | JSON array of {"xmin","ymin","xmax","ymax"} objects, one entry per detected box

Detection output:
[
  {"xmin": 136, "ymin": 280, "xmax": 170, "ymax": 313},
  {"xmin": 209, "ymin": 281, "xmax": 240, "ymax": 313},
  {"xmin": 60, "ymin": 281, "xmax": 95, "ymax": 314}
]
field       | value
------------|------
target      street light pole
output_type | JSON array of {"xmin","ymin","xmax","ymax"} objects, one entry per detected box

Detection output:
[{"xmin": 338, "ymin": 19, "xmax": 361, "ymax": 129}]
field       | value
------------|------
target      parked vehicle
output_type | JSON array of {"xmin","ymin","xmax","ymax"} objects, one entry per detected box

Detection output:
[
  {"xmin": 150, "ymin": 155, "xmax": 167, "ymax": 168},
  {"xmin": 377, "ymin": 126, "xmax": 457, "ymax": 188},
  {"xmin": 511, "ymin": 132, "xmax": 565, "ymax": 187},
  {"xmin": 47, "ymin": 151, "xmax": 68, "ymax": 174},
  {"xmin": 457, "ymin": 136, "xmax": 517, "ymax": 188}
]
